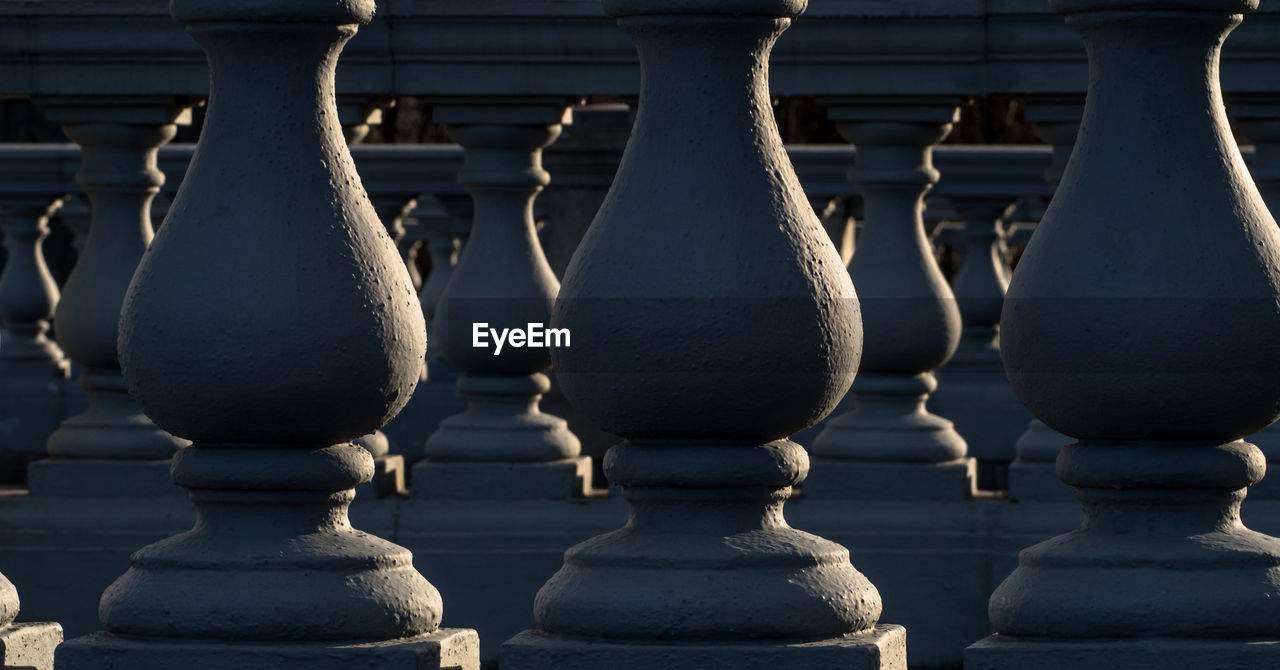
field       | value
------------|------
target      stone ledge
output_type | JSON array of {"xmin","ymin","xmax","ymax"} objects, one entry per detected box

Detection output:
[
  {"xmin": 411, "ymin": 457, "xmax": 592, "ymax": 500},
  {"xmin": 501, "ymin": 625, "xmax": 907, "ymax": 670},
  {"xmin": 0, "ymin": 621, "xmax": 62, "ymax": 670},
  {"xmin": 55, "ymin": 628, "xmax": 479, "ymax": 670},
  {"xmin": 802, "ymin": 458, "xmax": 975, "ymax": 500},
  {"xmin": 965, "ymin": 633, "xmax": 1280, "ymax": 670}
]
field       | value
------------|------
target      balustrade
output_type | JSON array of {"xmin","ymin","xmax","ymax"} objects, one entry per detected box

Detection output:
[{"xmin": 0, "ymin": 2, "xmax": 1274, "ymax": 670}]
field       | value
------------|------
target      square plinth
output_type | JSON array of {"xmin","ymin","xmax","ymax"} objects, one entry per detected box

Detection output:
[
  {"xmin": 27, "ymin": 459, "xmax": 181, "ymax": 498},
  {"xmin": 411, "ymin": 457, "xmax": 592, "ymax": 499},
  {"xmin": 965, "ymin": 633, "xmax": 1280, "ymax": 670},
  {"xmin": 802, "ymin": 459, "xmax": 975, "ymax": 500},
  {"xmin": 501, "ymin": 625, "xmax": 907, "ymax": 670},
  {"xmin": 55, "ymin": 628, "xmax": 479, "ymax": 670},
  {"xmin": 0, "ymin": 622, "xmax": 62, "ymax": 670}
]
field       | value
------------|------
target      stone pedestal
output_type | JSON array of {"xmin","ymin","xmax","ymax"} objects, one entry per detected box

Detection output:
[
  {"xmin": 966, "ymin": 634, "xmax": 1280, "ymax": 670},
  {"xmin": 57, "ymin": 629, "xmax": 478, "ymax": 670},
  {"xmin": 504, "ymin": 627, "xmax": 907, "ymax": 670}
]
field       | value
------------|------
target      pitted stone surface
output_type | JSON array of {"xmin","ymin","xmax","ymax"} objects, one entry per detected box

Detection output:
[
  {"xmin": 503, "ymin": 625, "xmax": 907, "ymax": 670},
  {"xmin": 0, "ymin": 621, "xmax": 62, "ymax": 670},
  {"xmin": 56, "ymin": 0, "xmax": 470, "ymax": 665},
  {"xmin": 505, "ymin": 0, "xmax": 902, "ymax": 666},
  {"xmin": 55, "ymin": 628, "xmax": 478, "ymax": 670},
  {"xmin": 975, "ymin": 0, "xmax": 1280, "ymax": 664}
]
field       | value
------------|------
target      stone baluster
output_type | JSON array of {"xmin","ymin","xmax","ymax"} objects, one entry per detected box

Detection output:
[
  {"xmin": 540, "ymin": 103, "xmax": 632, "ymax": 279},
  {"xmin": 1006, "ymin": 97, "xmax": 1083, "ymax": 501},
  {"xmin": 502, "ymin": 0, "xmax": 905, "ymax": 667},
  {"xmin": 0, "ymin": 195, "xmax": 68, "ymax": 482},
  {"xmin": 349, "ymin": 148, "xmax": 428, "ymax": 498},
  {"xmin": 378, "ymin": 195, "xmax": 468, "ymax": 470},
  {"xmin": 413, "ymin": 100, "xmax": 589, "ymax": 500},
  {"xmin": 55, "ymin": 1, "xmax": 477, "ymax": 667},
  {"xmin": 399, "ymin": 214, "xmax": 427, "ymax": 290},
  {"xmin": 417, "ymin": 200, "xmax": 459, "ymax": 349},
  {"xmin": 56, "ymin": 193, "xmax": 90, "ymax": 256},
  {"xmin": 0, "ymin": 197, "xmax": 67, "ymax": 377},
  {"xmin": 26, "ymin": 100, "xmax": 192, "ymax": 498},
  {"xmin": 967, "ymin": 0, "xmax": 1280, "ymax": 666},
  {"xmin": 930, "ymin": 194, "xmax": 1026, "ymax": 491},
  {"xmin": 805, "ymin": 100, "xmax": 974, "ymax": 500},
  {"xmin": 420, "ymin": 193, "xmax": 471, "ymax": 377},
  {"xmin": 1230, "ymin": 95, "xmax": 1280, "ymax": 498},
  {"xmin": 0, "ymin": 571, "xmax": 61, "ymax": 670}
]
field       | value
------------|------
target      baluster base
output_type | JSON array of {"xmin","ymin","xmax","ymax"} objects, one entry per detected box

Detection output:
[
  {"xmin": 929, "ymin": 366, "xmax": 1030, "ymax": 490},
  {"xmin": 803, "ymin": 458, "xmax": 975, "ymax": 501},
  {"xmin": 0, "ymin": 622, "xmax": 61, "ymax": 670},
  {"xmin": 502, "ymin": 625, "xmax": 907, "ymax": 670},
  {"xmin": 411, "ymin": 457, "xmax": 592, "ymax": 500},
  {"xmin": 45, "ymin": 369, "xmax": 188, "ymax": 462},
  {"xmin": 966, "ymin": 634, "xmax": 1280, "ymax": 670},
  {"xmin": 27, "ymin": 459, "xmax": 179, "ymax": 498},
  {"xmin": 56, "ymin": 629, "xmax": 478, "ymax": 670}
]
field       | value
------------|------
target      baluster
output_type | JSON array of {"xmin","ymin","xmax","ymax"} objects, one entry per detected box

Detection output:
[
  {"xmin": 27, "ymin": 100, "xmax": 192, "ymax": 498},
  {"xmin": 1230, "ymin": 95, "xmax": 1280, "ymax": 498},
  {"xmin": 502, "ymin": 0, "xmax": 905, "ymax": 666},
  {"xmin": 417, "ymin": 200, "xmax": 459, "ymax": 351},
  {"xmin": 413, "ymin": 100, "xmax": 588, "ymax": 500},
  {"xmin": 0, "ymin": 197, "xmax": 66, "ymax": 376},
  {"xmin": 0, "ymin": 194, "xmax": 68, "ymax": 482},
  {"xmin": 967, "ymin": 0, "xmax": 1280, "ymax": 666},
  {"xmin": 931, "ymin": 193, "xmax": 1026, "ymax": 491},
  {"xmin": 55, "ymin": 1, "xmax": 478, "ymax": 667},
  {"xmin": 806, "ymin": 101, "xmax": 974, "ymax": 500},
  {"xmin": 56, "ymin": 193, "xmax": 90, "ymax": 256},
  {"xmin": 399, "ymin": 214, "xmax": 426, "ymax": 290},
  {"xmin": 350, "ymin": 147, "xmax": 427, "ymax": 498},
  {"xmin": 1007, "ymin": 97, "xmax": 1083, "ymax": 501}
]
